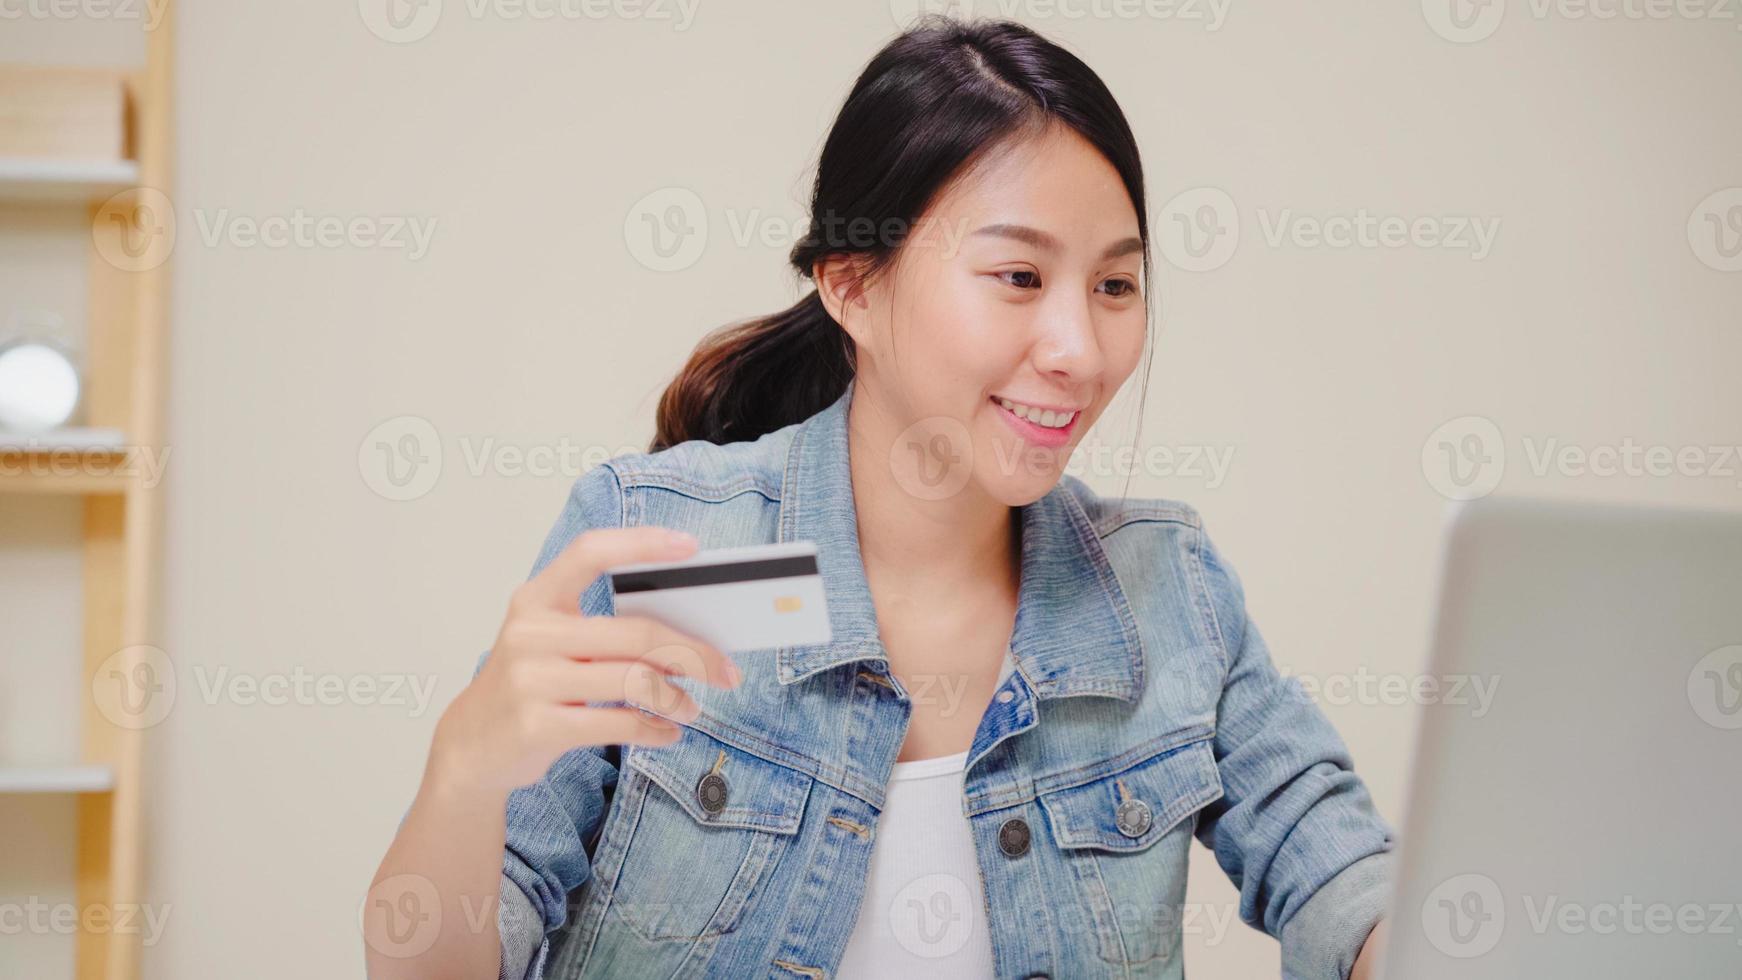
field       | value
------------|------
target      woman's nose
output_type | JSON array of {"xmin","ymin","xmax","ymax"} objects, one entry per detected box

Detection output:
[{"xmin": 1031, "ymin": 299, "xmax": 1105, "ymax": 380}]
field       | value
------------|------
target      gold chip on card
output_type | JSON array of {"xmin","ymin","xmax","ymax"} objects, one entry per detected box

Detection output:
[{"xmin": 773, "ymin": 595, "xmax": 803, "ymax": 613}]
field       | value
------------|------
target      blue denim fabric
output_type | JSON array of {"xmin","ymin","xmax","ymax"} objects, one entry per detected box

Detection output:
[{"xmin": 491, "ymin": 385, "xmax": 1394, "ymax": 979}]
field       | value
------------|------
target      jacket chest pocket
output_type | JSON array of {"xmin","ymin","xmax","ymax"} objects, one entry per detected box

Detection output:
[
  {"xmin": 1036, "ymin": 733, "xmax": 1224, "ymax": 969},
  {"xmin": 601, "ymin": 726, "xmax": 813, "ymax": 944}
]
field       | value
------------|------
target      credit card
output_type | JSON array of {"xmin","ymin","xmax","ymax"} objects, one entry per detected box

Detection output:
[{"xmin": 606, "ymin": 540, "xmax": 831, "ymax": 655}]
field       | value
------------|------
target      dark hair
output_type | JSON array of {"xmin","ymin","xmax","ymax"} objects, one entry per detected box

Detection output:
[{"xmin": 651, "ymin": 15, "xmax": 1154, "ymax": 452}]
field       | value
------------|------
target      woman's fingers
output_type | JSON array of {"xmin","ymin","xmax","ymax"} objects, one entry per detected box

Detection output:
[
  {"xmin": 518, "ymin": 659, "xmax": 703, "ymax": 724},
  {"xmin": 578, "ymin": 617, "xmax": 740, "ymax": 687},
  {"xmin": 503, "ymin": 613, "xmax": 740, "ymax": 689},
  {"xmin": 546, "ymin": 704, "xmax": 688, "ymax": 750},
  {"xmin": 516, "ymin": 526, "xmax": 697, "ymax": 613}
]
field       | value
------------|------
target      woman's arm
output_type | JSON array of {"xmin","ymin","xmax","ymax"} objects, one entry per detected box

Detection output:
[
  {"xmin": 364, "ymin": 498, "xmax": 739, "ymax": 979},
  {"xmin": 1351, "ymin": 918, "xmax": 1388, "ymax": 980},
  {"xmin": 1186, "ymin": 519, "xmax": 1396, "ymax": 980},
  {"xmin": 365, "ymin": 759, "xmax": 513, "ymax": 980}
]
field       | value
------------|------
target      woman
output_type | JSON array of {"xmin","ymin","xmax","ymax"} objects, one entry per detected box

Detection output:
[{"xmin": 368, "ymin": 16, "xmax": 1392, "ymax": 980}]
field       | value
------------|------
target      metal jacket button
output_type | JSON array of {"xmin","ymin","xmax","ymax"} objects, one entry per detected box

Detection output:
[
  {"xmin": 696, "ymin": 771, "xmax": 728, "ymax": 815},
  {"xmin": 1115, "ymin": 798, "xmax": 1152, "ymax": 838},
  {"xmin": 998, "ymin": 817, "xmax": 1031, "ymax": 857}
]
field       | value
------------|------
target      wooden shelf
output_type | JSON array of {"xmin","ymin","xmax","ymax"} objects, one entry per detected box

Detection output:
[
  {"xmin": 0, "ymin": 467, "xmax": 134, "ymax": 496},
  {"xmin": 0, "ymin": 430, "xmax": 136, "ymax": 496},
  {"xmin": 0, "ymin": 157, "xmax": 137, "ymax": 203},
  {"xmin": 2, "ymin": 33, "xmax": 168, "ymax": 980},
  {"xmin": 0, "ymin": 766, "xmax": 116, "ymax": 794},
  {"xmin": 0, "ymin": 427, "xmax": 127, "ymax": 451}
]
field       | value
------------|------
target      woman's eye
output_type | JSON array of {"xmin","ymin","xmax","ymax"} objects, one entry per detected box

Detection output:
[
  {"xmin": 997, "ymin": 269, "xmax": 1041, "ymax": 290},
  {"xmin": 1099, "ymin": 277, "xmax": 1138, "ymax": 298}
]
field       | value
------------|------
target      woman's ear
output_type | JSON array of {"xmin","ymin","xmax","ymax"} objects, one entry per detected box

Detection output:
[{"xmin": 813, "ymin": 254, "xmax": 874, "ymax": 349}]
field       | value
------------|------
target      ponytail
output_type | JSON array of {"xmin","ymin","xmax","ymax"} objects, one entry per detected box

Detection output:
[{"xmin": 650, "ymin": 291, "xmax": 853, "ymax": 452}]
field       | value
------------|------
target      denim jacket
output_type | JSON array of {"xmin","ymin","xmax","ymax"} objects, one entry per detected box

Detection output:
[{"xmin": 492, "ymin": 385, "xmax": 1394, "ymax": 980}]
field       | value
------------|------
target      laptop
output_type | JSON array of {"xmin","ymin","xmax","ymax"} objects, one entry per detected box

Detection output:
[{"xmin": 1377, "ymin": 496, "xmax": 1742, "ymax": 979}]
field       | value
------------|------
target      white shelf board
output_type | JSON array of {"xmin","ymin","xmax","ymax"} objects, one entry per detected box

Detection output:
[
  {"xmin": 0, "ymin": 427, "xmax": 127, "ymax": 452},
  {"xmin": 0, "ymin": 765, "xmax": 115, "ymax": 794},
  {"xmin": 0, "ymin": 157, "xmax": 138, "ymax": 202}
]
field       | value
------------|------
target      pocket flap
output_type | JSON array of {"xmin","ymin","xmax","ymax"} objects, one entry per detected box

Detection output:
[
  {"xmin": 1037, "ymin": 735, "xmax": 1223, "ymax": 852},
  {"xmin": 627, "ymin": 725, "xmax": 813, "ymax": 835}
]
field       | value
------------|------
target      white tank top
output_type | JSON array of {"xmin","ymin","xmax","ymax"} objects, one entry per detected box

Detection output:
[{"xmin": 835, "ymin": 650, "xmax": 1015, "ymax": 978}]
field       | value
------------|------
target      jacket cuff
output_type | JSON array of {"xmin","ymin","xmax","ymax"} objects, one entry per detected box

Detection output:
[
  {"xmin": 1279, "ymin": 850, "xmax": 1393, "ymax": 980},
  {"xmin": 498, "ymin": 874, "xmax": 549, "ymax": 980}
]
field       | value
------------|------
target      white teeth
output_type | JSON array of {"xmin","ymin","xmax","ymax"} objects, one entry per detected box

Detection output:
[{"xmin": 996, "ymin": 397, "xmax": 1076, "ymax": 429}]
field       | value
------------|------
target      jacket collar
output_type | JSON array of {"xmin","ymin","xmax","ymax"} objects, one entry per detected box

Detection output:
[{"xmin": 774, "ymin": 384, "xmax": 1145, "ymax": 702}]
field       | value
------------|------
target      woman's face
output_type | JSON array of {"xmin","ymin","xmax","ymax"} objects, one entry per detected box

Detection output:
[{"xmin": 828, "ymin": 124, "xmax": 1149, "ymax": 507}]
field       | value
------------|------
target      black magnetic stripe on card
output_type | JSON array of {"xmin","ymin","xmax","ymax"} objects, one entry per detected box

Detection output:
[{"xmin": 610, "ymin": 554, "xmax": 820, "ymax": 593}]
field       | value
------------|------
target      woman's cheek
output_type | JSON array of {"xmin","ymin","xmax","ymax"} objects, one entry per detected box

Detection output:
[
  {"xmin": 938, "ymin": 295, "xmax": 1013, "ymax": 362},
  {"xmin": 1106, "ymin": 316, "xmax": 1147, "ymax": 380}
]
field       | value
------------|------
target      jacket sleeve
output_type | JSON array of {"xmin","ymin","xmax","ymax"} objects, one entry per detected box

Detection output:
[
  {"xmin": 1189, "ymin": 520, "xmax": 1396, "ymax": 980},
  {"xmin": 490, "ymin": 463, "xmax": 628, "ymax": 980}
]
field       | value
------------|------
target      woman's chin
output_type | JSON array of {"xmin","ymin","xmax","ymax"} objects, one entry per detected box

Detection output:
[{"xmin": 974, "ymin": 464, "xmax": 1068, "ymax": 508}]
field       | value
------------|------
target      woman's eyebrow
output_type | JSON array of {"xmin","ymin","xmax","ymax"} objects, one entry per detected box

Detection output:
[{"xmin": 970, "ymin": 223, "xmax": 1143, "ymax": 261}]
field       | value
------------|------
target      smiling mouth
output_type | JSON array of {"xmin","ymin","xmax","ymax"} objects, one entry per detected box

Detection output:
[{"xmin": 992, "ymin": 396, "xmax": 1079, "ymax": 429}]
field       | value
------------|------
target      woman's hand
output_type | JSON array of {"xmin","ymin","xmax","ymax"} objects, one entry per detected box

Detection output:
[{"xmin": 428, "ymin": 526, "xmax": 742, "ymax": 798}]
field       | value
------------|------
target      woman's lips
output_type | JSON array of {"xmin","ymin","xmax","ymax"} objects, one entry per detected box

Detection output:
[{"xmin": 991, "ymin": 396, "xmax": 1078, "ymax": 448}]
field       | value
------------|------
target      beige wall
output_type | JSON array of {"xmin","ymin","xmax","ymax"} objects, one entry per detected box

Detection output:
[{"xmin": 4, "ymin": 2, "xmax": 1740, "ymax": 977}]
